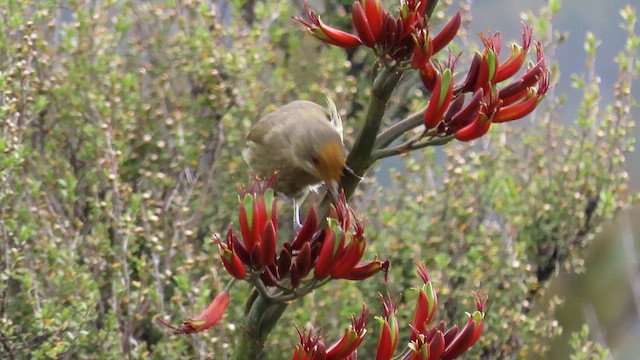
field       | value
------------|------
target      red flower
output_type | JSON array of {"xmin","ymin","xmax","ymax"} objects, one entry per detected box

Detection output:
[
  {"xmin": 410, "ymin": 265, "xmax": 438, "ymax": 340},
  {"xmin": 156, "ymin": 291, "xmax": 230, "ymax": 335},
  {"xmin": 375, "ymin": 294, "xmax": 399, "ymax": 360},
  {"xmin": 424, "ymin": 68, "xmax": 454, "ymax": 129},
  {"xmin": 237, "ymin": 183, "xmax": 278, "ymax": 267},
  {"xmin": 296, "ymin": 0, "xmax": 460, "ymax": 65},
  {"xmin": 326, "ymin": 306, "xmax": 368, "ymax": 360},
  {"xmin": 404, "ymin": 265, "xmax": 487, "ymax": 359},
  {"xmin": 426, "ymin": 26, "xmax": 549, "ymax": 142},
  {"xmin": 218, "ymin": 230, "xmax": 247, "ymax": 280},
  {"xmin": 314, "ymin": 194, "xmax": 389, "ymax": 281},
  {"xmin": 292, "ymin": 327, "xmax": 327, "ymax": 360},
  {"xmin": 294, "ymin": 1, "xmax": 361, "ymax": 48},
  {"xmin": 441, "ymin": 292, "xmax": 486, "ymax": 359}
]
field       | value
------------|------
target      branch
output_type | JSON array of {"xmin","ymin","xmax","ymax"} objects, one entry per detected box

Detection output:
[
  {"xmin": 343, "ymin": 66, "xmax": 403, "ymax": 194},
  {"xmin": 374, "ymin": 107, "xmax": 426, "ymax": 149},
  {"xmin": 372, "ymin": 134, "xmax": 455, "ymax": 161}
]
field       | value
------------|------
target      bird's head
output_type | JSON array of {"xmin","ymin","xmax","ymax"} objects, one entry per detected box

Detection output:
[{"xmin": 297, "ymin": 134, "xmax": 345, "ymax": 201}]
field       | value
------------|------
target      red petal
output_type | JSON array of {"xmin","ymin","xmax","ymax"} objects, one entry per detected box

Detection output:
[
  {"xmin": 492, "ymin": 96, "xmax": 538, "ymax": 123},
  {"xmin": 352, "ymin": 1, "xmax": 376, "ymax": 47},
  {"xmin": 432, "ymin": 12, "xmax": 461, "ymax": 54},
  {"xmin": 454, "ymin": 114, "xmax": 491, "ymax": 142},
  {"xmin": 157, "ymin": 291, "xmax": 230, "ymax": 334},
  {"xmin": 292, "ymin": 207, "xmax": 318, "ymax": 250}
]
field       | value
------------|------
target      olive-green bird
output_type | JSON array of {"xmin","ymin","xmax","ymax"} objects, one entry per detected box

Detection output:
[{"xmin": 243, "ymin": 99, "xmax": 345, "ymax": 227}]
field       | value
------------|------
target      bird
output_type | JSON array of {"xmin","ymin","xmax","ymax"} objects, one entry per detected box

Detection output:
[{"xmin": 243, "ymin": 98, "xmax": 346, "ymax": 228}]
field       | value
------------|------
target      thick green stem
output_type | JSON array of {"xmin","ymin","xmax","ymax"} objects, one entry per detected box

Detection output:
[
  {"xmin": 233, "ymin": 295, "xmax": 288, "ymax": 360},
  {"xmin": 342, "ymin": 67, "xmax": 403, "ymax": 198}
]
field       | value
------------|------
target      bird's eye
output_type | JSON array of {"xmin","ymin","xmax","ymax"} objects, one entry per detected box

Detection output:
[{"xmin": 311, "ymin": 155, "xmax": 320, "ymax": 165}]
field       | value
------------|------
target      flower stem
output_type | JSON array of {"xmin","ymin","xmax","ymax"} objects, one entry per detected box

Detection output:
[
  {"xmin": 341, "ymin": 66, "xmax": 403, "ymax": 198},
  {"xmin": 374, "ymin": 107, "xmax": 426, "ymax": 149},
  {"xmin": 372, "ymin": 134, "xmax": 455, "ymax": 161},
  {"xmin": 233, "ymin": 294, "xmax": 288, "ymax": 360}
]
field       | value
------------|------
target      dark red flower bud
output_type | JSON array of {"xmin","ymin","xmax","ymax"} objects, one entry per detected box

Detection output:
[
  {"xmin": 460, "ymin": 54, "xmax": 481, "ymax": 93},
  {"xmin": 352, "ymin": 1, "xmax": 376, "ymax": 47},
  {"xmin": 364, "ymin": 0, "xmax": 385, "ymax": 43},
  {"xmin": 296, "ymin": 242, "xmax": 313, "ymax": 278},
  {"xmin": 431, "ymin": 12, "xmax": 461, "ymax": 54},
  {"xmin": 277, "ymin": 246, "xmax": 293, "ymax": 277},
  {"xmin": 429, "ymin": 331, "xmax": 445, "ymax": 359},
  {"xmin": 260, "ymin": 220, "xmax": 277, "ymax": 267},
  {"xmin": 292, "ymin": 207, "xmax": 318, "ymax": 250},
  {"xmin": 218, "ymin": 235, "xmax": 247, "ymax": 280}
]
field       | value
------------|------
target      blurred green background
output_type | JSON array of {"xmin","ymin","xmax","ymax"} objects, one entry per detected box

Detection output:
[{"xmin": 470, "ymin": 1, "xmax": 640, "ymax": 358}]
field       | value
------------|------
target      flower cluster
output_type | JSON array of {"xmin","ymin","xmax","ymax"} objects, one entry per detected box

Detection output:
[
  {"xmin": 293, "ymin": 308, "xmax": 367, "ymax": 360},
  {"xmin": 221, "ymin": 185, "xmax": 389, "ymax": 288},
  {"xmin": 296, "ymin": 0, "xmax": 549, "ymax": 142},
  {"xmin": 292, "ymin": 264, "xmax": 486, "ymax": 359},
  {"xmin": 406, "ymin": 265, "xmax": 486, "ymax": 359},
  {"xmin": 422, "ymin": 26, "xmax": 549, "ymax": 141},
  {"xmin": 158, "ymin": 181, "xmax": 388, "ymax": 334},
  {"xmin": 295, "ymin": 0, "xmax": 458, "ymax": 62}
]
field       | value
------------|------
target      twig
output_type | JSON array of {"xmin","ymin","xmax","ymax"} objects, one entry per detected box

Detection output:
[
  {"xmin": 372, "ymin": 134, "xmax": 455, "ymax": 161},
  {"xmin": 374, "ymin": 107, "xmax": 426, "ymax": 149}
]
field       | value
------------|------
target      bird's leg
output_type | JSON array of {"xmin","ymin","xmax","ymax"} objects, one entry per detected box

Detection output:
[
  {"xmin": 292, "ymin": 191, "xmax": 310, "ymax": 234},
  {"xmin": 293, "ymin": 197, "xmax": 302, "ymax": 234}
]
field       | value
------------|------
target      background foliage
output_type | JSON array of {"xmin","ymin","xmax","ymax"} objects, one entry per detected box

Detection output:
[{"xmin": 0, "ymin": 0, "xmax": 637, "ymax": 359}]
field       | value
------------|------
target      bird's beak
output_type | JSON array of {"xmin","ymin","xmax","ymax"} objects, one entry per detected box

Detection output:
[{"xmin": 327, "ymin": 179, "xmax": 340, "ymax": 203}]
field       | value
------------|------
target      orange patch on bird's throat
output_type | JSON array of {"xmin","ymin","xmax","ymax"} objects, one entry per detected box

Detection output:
[{"xmin": 315, "ymin": 140, "xmax": 346, "ymax": 182}]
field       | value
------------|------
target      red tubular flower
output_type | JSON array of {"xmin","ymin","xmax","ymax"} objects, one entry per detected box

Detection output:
[
  {"xmin": 494, "ymin": 24, "xmax": 533, "ymax": 83},
  {"xmin": 291, "ymin": 207, "xmax": 318, "ymax": 250},
  {"xmin": 314, "ymin": 196, "xmax": 388, "ymax": 281},
  {"xmin": 431, "ymin": 12, "xmax": 462, "ymax": 54},
  {"xmin": 429, "ymin": 330, "xmax": 446, "ymax": 359},
  {"xmin": 259, "ymin": 220, "xmax": 277, "ymax": 267},
  {"xmin": 326, "ymin": 306, "xmax": 368, "ymax": 360},
  {"xmin": 407, "ymin": 329, "xmax": 445, "ymax": 360},
  {"xmin": 441, "ymin": 292, "xmax": 486, "ymax": 360},
  {"xmin": 314, "ymin": 220, "xmax": 340, "ymax": 280},
  {"xmin": 375, "ymin": 294, "xmax": 399, "ymax": 360},
  {"xmin": 340, "ymin": 258, "xmax": 390, "ymax": 281},
  {"xmin": 234, "ymin": 184, "xmax": 281, "ymax": 270},
  {"xmin": 363, "ymin": 0, "xmax": 385, "ymax": 42},
  {"xmin": 446, "ymin": 88, "xmax": 484, "ymax": 134},
  {"xmin": 411, "ymin": 29, "xmax": 432, "ymax": 70},
  {"xmin": 403, "ymin": 266, "xmax": 487, "ymax": 359},
  {"xmin": 294, "ymin": 1, "xmax": 362, "ymax": 48},
  {"xmin": 411, "ymin": 265, "xmax": 438, "ymax": 340},
  {"xmin": 352, "ymin": 0, "xmax": 376, "ymax": 47},
  {"xmin": 292, "ymin": 327, "xmax": 327, "ymax": 360},
  {"xmin": 424, "ymin": 68, "xmax": 454, "ymax": 129},
  {"xmin": 445, "ymin": 28, "xmax": 548, "ymax": 141},
  {"xmin": 454, "ymin": 113, "xmax": 490, "ymax": 142},
  {"xmin": 459, "ymin": 54, "xmax": 481, "ymax": 93},
  {"xmin": 218, "ymin": 230, "xmax": 247, "ymax": 280},
  {"xmin": 156, "ymin": 291, "xmax": 230, "ymax": 335}
]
